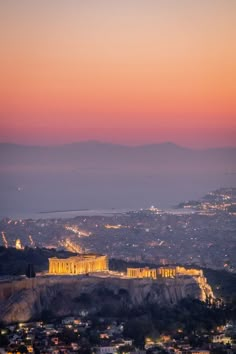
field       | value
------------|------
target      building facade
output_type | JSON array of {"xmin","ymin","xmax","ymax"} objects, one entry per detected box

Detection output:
[{"xmin": 48, "ymin": 254, "xmax": 108, "ymax": 275}]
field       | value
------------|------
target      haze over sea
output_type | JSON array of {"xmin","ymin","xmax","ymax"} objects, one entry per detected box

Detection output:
[{"xmin": 0, "ymin": 142, "xmax": 235, "ymax": 219}]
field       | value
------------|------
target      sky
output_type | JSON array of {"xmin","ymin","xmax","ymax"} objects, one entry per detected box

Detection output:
[{"xmin": 0, "ymin": 0, "xmax": 236, "ymax": 148}]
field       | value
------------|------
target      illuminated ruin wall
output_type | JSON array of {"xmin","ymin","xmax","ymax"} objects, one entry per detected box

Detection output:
[
  {"xmin": 127, "ymin": 266, "xmax": 203, "ymax": 279},
  {"xmin": 127, "ymin": 267, "xmax": 157, "ymax": 279},
  {"xmin": 48, "ymin": 255, "xmax": 108, "ymax": 275},
  {"xmin": 175, "ymin": 266, "xmax": 203, "ymax": 277},
  {"xmin": 127, "ymin": 266, "xmax": 214, "ymax": 301}
]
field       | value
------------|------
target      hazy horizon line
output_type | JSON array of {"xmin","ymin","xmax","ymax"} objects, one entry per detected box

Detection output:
[{"xmin": 0, "ymin": 139, "xmax": 236, "ymax": 150}]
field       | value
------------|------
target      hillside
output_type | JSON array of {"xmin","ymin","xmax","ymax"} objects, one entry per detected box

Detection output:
[
  {"xmin": 109, "ymin": 259, "xmax": 236, "ymax": 303},
  {"xmin": 0, "ymin": 274, "xmax": 211, "ymax": 324}
]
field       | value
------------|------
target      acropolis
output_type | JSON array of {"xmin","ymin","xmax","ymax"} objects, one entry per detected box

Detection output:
[
  {"xmin": 48, "ymin": 254, "xmax": 108, "ymax": 275},
  {"xmin": 126, "ymin": 266, "xmax": 214, "ymax": 301},
  {"xmin": 127, "ymin": 266, "xmax": 203, "ymax": 279}
]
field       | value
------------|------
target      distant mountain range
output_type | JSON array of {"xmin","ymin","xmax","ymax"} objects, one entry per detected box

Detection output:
[
  {"xmin": 0, "ymin": 141, "xmax": 236, "ymax": 171},
  {"xmin": 0, "ymin": 141, "xmax": 236, "ymax": 214}
]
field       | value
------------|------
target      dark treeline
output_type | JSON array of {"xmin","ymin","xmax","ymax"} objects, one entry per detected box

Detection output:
[
  {"xmin": 35, "ymin": 297, "xmax": 236, "ymax": 349},
  {"xmin": 0, "ymin": 246, "xmax": 74, "ymax": 276},
  {"xmin": 122, "ymin": 298, "xmax": 236, "ymax": 348}
]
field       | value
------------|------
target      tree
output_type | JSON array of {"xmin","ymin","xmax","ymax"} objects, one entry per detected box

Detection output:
[
  {"xmin": 25, "ymin": 263, "xmax": 36, "ymax": 278},
  {"xmin": 17, "ymin": 344, "xmax": 28, "ymax": 353},
  {"xmin": 123, "ymin": 315, "xmax": 153, "ymax": 348},
  {"xmin": 118, "ymin": 344, "xmax": 135, "ymax": 353},
  {"xmin": 59, "ymin": 328, "xmax": 78, "ymax": 345},
  {"xmin": 0, "ymin": 334, "xmax": 9, "ymax": 347}
]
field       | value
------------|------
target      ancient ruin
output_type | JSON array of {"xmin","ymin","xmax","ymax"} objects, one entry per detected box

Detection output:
[{"xmin": 48, "ymin": 254, "xmax": 108, "ymax": 275}]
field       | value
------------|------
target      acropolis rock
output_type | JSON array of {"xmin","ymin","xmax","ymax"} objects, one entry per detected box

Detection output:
[{"xmin": 0, "ymin": 274, "xmax": 214, "ymax": 324}]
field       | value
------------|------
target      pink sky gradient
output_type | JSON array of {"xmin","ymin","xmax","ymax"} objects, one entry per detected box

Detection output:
[{"xmin": 0, "ymin": 0, "xmax": 236, "ymax": 148}]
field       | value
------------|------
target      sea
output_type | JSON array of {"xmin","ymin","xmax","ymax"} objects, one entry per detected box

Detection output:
[{"xmin": 0, "ymin": 207, "xmax": 197, "ymax": 220}]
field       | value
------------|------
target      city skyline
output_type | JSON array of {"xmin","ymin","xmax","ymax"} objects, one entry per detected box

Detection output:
[{"xmin": 0, "ymin": 0, "xmax": 236, "ymax": 148}]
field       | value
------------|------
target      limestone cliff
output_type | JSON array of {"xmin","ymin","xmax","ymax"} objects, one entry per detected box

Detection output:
[{"xmin": 0, "ymin": 275, "xmax": 214, "ymax": 324}]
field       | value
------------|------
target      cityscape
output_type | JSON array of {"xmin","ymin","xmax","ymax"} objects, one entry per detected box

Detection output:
[
  {"xmin": 0, "ymin": 188, "xmax": 236, "ymax": 353},
  {"xmin": 1, "ymin": 188, "xmax": 236, "ymax": 272},
  {"xmin": 1, "ymin": 0, "xmax": 236, "ymax": 353}
]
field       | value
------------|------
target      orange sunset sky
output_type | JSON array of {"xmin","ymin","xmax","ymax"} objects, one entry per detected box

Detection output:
[{"xmin": 0, "ymin": 0, "xmax": 236, "ymax": 148}]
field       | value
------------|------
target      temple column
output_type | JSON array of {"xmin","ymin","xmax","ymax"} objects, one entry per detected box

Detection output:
[
  {"xmin": 80, "ymin": 262, "xmax": 83, "ymax": 273},
  {"xmin": 58, "ymin": 261, "xmax": 61, "ymax": 273},
  {"xmin": 82, "ymin": 262, "xmax": 86, "ymax": 274},
  {"xmin": 79, "ymin": 262, "xmax": 83, "ymax": 274},
  {"xmin": 77, "ymin": 263, "xmax": 80, "ymax": 274},
  {"xmin": 85, "ymin": 263, "xmax": 88, "ymax": 273},
  {"xmin": 78, "ymin": 264, "xmax": 80, "ymax": 274}
]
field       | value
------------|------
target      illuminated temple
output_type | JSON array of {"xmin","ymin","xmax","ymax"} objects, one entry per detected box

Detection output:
[{"xmin": 48, "ymin": 254, "xmax": 108, "ymax": 275}]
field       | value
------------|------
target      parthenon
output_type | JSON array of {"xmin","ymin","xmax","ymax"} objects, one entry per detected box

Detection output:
[{"xmin": 48, "ymin": 254, "xmax": 108, "ymax": 275}]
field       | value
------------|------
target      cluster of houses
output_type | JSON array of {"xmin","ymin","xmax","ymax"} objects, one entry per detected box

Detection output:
[{"xmin": 0, "ymin": 317, "xmax": 235, "ymax": 353}]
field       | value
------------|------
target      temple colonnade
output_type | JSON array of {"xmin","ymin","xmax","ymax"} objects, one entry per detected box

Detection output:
[{"xmin": 49, "ymin": 255, "xmax": 108, "ymax": 275}]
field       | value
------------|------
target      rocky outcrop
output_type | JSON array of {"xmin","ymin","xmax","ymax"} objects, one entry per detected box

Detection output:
[{"xmin": 0, "ymin": 275, "xmax": 214, "ymax": 324}]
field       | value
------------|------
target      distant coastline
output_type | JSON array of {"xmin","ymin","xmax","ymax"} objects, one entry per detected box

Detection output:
[
  {"xmin": 40, "ymin": 208, "xmax": 90, "ymax": 214},
  {"xmin": 0, "ymin": 208, "xmax": 132, "ymax": 220}
]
